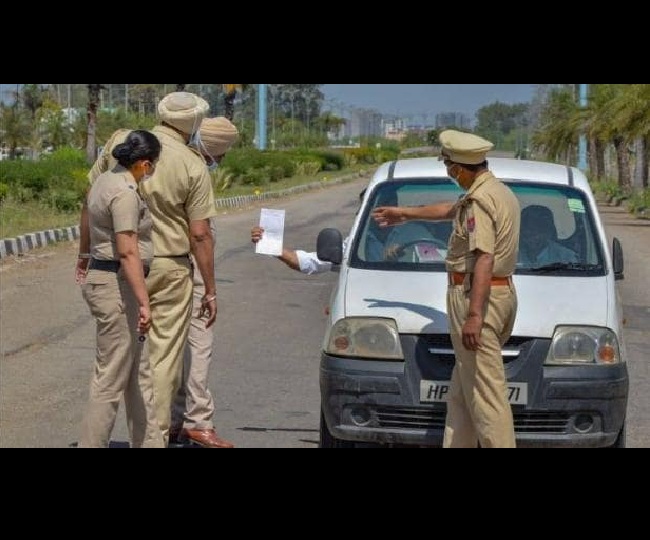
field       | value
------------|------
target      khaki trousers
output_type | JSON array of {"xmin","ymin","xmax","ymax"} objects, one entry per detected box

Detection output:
[
  {"xmin": 171, "ymin": 263, "xmax": 216, "ymax": 430},
  {"xmin": 80, "ymin": 269, "xmax": 164, "ymax": 448},
  {"xmin": 146, "ymin": 256, "xmax": 193, "ymax": 443},
  {"xmin": 443, "ymin": 282, "xmax": 518, "ymax": 448}
]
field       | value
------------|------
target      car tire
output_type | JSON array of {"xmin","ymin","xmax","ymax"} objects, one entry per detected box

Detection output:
[{"xmin": 319, "ymin": 410, "xmax": 355, "ymax": 448}]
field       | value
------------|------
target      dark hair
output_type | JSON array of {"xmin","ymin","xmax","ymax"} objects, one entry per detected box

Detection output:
[
  {"xmin": 521, "ymin": 204, "xmax": 557, "ymax": 238},
  {"xmin": 111, "ymin": 130, "xmax": 161, "ymax": 168}
]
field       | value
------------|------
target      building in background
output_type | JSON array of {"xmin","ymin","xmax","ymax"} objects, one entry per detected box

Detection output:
[{"xmin": 435, "ymin": 112, "xmax": 471, "ymax": 130}]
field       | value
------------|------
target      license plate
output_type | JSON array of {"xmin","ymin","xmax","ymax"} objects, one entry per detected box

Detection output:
[{"xmin": 420, "ymin": 380, "xmax": 528, "ymax": 405}]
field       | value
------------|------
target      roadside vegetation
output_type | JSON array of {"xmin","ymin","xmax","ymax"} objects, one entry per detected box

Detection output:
[{"xmin": 1, "ymin": 83, "xmax": 648, "ymax": 238}]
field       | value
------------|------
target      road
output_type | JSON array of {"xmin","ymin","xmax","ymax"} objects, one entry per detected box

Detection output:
[{"xmin": 1, "ymin": 179, "xmax": 648, "ymax": 448}]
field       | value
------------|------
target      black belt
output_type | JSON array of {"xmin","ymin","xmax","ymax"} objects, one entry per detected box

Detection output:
[{"xmin": 90, "ymin": 258, "xmax": 151, "ymax": 278}]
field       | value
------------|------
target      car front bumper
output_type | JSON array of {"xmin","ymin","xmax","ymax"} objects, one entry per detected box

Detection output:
[{"xmin": 320, "ymin": 335, "xmax": 629, "ymax": 448}]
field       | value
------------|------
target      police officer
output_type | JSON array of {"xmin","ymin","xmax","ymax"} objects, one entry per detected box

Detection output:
[
  {"xmin": 372, "ymin": 130, "xmax": 521, "ymax": 448},
  {"xmin": 77, "ymin": 129, "xmax": 165, "ymax": 448},
  {"xmin": 83, "ymin": 92, "xmax": 217, "ymax": 445},
  {"xmin": 170, "ymin": 116, "xmax": 239, "ymax": 448}
]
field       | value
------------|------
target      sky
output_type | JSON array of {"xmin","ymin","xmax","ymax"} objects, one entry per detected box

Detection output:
[{"xmin": 321, "ymin": 84, "xmax": 536, "ymax": 120}]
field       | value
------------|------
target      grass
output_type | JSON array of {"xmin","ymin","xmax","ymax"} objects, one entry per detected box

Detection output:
[
  {"xmin": 0, "ymin": 164, "xmax": 371, "ymax": 239},
  {"xmin": 1, "ymin": 199, "xmax": 81, "ymax": 239},
  {"xmin": 213, "ymin": 163, "xmax": 369, "ymax": 197}
]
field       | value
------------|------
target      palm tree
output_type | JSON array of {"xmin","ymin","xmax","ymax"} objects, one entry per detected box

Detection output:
[
  {"xmin": 86, "ymin": 84, "xmax": 106, "ymax": 164},
  {"xmin": 0, "ymin": 103, "xmax": 30, "ymax": 159},
  {"xmin": 531, "ymin": 87, "xmax": 580, "ymax": 165},
  {"xmin": 222, "ymin": 84, "xmax": 249, "ymax": 122},
  {"xmin": 610, "ymin": 84, "xmax": 650, "ymax": 189},
  {"xmin": 590, "ymin": 84, "xmax": 633, "ymax": 191}
]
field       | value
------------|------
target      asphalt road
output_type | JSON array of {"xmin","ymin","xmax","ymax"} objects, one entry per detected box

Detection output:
[{"xmin": 1, "ymin": 179, "xmax": 648, "ymax": 448}]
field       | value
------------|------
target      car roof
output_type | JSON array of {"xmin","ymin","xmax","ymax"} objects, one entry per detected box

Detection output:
[{"xmin": 368, "ymin": 156, "xmax": 591, "ymax": 194}]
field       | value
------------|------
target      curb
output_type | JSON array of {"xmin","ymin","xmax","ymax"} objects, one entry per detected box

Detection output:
[
  {"xmin": 0, "ymin": 226, "xmax": 80, "ymax": 259},
  {"xmin": 0, "ymin": 172, "xmax": 368, "ymax": 260}
]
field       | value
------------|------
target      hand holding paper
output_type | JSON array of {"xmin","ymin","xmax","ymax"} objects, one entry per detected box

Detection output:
[{"xmin": 255, "ymin": 208, "xmax": 285, "ymax": 256}]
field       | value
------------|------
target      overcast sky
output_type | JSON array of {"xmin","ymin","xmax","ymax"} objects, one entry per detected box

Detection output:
[{"xmin": 321, "ymin": 84, "xmax": 536, "ymax": 120}]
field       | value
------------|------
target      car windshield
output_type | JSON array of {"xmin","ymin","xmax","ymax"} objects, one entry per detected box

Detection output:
[{"xmin": 349, "ymin": 178, "xmax": 606, "ymax": 276}]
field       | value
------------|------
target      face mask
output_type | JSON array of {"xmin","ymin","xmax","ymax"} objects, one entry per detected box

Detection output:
[
  {"xmin": 448, "ymin": 165, "xmax": 464, "ymax": 190},
  {"xmin": 141, "ymin": 161, "xmax": 155, "ymax": 182},
  {"xmin": 188, "ymin": 129, "xmax": 202, "ymax": 150}
]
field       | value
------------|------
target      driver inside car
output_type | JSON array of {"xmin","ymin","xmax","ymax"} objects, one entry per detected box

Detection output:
[{"xmin": 519, "ymin": 204, "xmax": 578, "ymax": 266}]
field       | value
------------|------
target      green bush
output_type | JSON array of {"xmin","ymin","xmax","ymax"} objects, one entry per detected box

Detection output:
[
  {"xmin": 46, "ymin": 188, "xmax": 83, "ymax": 212},
  {"xmin": 0, "ymin": 182, "xmax": 8, "ymax": 202},
  {"xmin": 240, "ymin": 167, "xmax": 269, "ymax": 186},
  {"xmin": 626, "ymin": 188, "xmax": 650, "ymax": 215},
  {"xmin": 590, "ymin": 180, "xmax": 622, "ymax": 201}
]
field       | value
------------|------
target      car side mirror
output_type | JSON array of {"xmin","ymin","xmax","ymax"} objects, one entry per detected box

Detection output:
[
  {"xmin": 317, "ymin": 228, "xmax": 343, "ymax": 265},
  {"xmin": 612, "ymin": 237, "xmax": 624, "ymax": 281}
]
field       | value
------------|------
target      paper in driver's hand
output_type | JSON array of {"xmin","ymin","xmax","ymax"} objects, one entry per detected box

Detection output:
[{"xmin": 255, "ymin": 208, "xmax": 285, "ymax": 256}]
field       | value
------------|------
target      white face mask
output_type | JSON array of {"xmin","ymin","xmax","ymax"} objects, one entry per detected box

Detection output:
[
  {"xmin": 448, "ymin": 165, "xmax": 464, "ymax": 190},
  {"xmin": 141, "ymin": 161, "xmax": 156, "ymax": 182},
  {"xmin": 188, "ymin": 129, "xmax": 202, "ymax": 150}
]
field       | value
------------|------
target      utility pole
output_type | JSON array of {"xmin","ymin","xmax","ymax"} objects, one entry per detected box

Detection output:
[
  {"xmin": 256, "ymin": 84, "xmax": 267, "ymax": 150},
  {"xmin": 578, "ymin": 84, "xmax": 588, "ymax": 171}
]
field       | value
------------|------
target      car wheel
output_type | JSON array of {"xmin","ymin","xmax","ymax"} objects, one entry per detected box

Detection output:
[{"xmin": 319, "ymin": 410, "xmax": 355, "ymax": 448}]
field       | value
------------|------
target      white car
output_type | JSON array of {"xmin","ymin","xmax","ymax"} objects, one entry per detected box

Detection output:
[{"xmin": 316, "ymin": 156, "xmax": 628, "ymax": 448}]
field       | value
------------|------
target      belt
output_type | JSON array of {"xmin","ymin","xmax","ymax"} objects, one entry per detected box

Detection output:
[
  {"xmin": 154, "ymin": 254, "xmax": 189, "ymax": 258},
  {"xmin": 90, "ymin": 258, "xmax": 151, "ymax": 278},
  {"xmin": 449, "ymin": 272, "xmax": 511, "ymax": 287}
]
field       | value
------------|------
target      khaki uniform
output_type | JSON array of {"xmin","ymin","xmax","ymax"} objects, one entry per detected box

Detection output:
[
  {"xmin": 171, "ymin": 217, "xmax": 218, "ymax": 431},
  {"xmin": 89, "ymin": 125, "xmax": 217, "ymax": 443},
  {"xmin": 443, "ymin": 171, "xmax": 520, "ymax": 448},
  {"xmin": 80, "ymin": 167, "xmax": 163, "ymax": 448}
]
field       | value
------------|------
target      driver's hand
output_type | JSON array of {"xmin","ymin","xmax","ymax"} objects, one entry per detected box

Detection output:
[{"xmin": 384, "ymin": 243, "xmax": 403, "ymax": 260}]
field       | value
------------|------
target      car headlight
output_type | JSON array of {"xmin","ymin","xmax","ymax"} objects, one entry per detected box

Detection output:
[
  {"xmin": 545, "ymin": 326, "xmax": 621, "ymax": 365},
  {"xmin": 325, "ymin": 317, "xmax": 404, "ymax": 360}
]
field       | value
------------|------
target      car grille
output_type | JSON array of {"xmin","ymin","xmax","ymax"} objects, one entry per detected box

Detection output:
[
  {"xmin": 418, "ymin": 334, "xmax": 533, "ymax": 364},
  {"xmin": 376, "ymin": 407, "xmax": 571, "ymax": 434}
]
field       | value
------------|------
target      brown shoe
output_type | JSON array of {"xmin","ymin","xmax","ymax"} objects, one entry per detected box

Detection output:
[{"xmin": 182, "ymin": 428, "xmax": 235, "ymax": 448}]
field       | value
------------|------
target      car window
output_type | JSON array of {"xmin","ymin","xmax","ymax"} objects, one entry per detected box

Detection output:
[
  {"xmin": 352, "ymin": 179, "xmax": 460, "ymax": 269},
  {"xmin": 512, "ymin": 182, "xmax": 605, "ymax": 274},
  {"xmin": 350, "ymin": 178, "xmax": 606, "ymax": 276}
]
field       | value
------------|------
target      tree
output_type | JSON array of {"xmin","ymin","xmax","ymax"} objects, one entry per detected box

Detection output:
[
  {"xmin": 223, "ymin": 84, "xmax": 249, "ymax": 121},
  {"xmin": 0, "ymin": 102, "xmax": 30, "ymax": 159},
  {"xmin": 86, "ymin": 84, "xmax": 106, "ymax": 164}
]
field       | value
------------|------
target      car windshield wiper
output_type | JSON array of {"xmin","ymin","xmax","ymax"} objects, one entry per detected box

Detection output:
[{"xmin": 527, "ymin": 262, "xmax": 603, "ymax": 273}]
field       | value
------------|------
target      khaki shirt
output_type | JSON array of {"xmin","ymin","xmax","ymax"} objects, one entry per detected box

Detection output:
[
  {"xmin": 89, "ymin": 125, "xmax": 216, "ymax": 257},
  {"xmin": 86, "ymin": 166, "xmax": 153, "ymax": 261},
  {"xmin": 445, "ymin": 170, "xmax": 520, "ymax": 277}
]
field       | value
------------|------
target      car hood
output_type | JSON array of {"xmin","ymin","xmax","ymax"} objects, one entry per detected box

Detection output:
[{"xmin": 343, "ymin": 269, "xmax": 609, "ymax": 337}]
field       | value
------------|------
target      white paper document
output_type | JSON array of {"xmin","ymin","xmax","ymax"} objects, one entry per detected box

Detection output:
[{"xmin": 255, "ymin": 208, "xmax": 285, "ymax": 256}]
